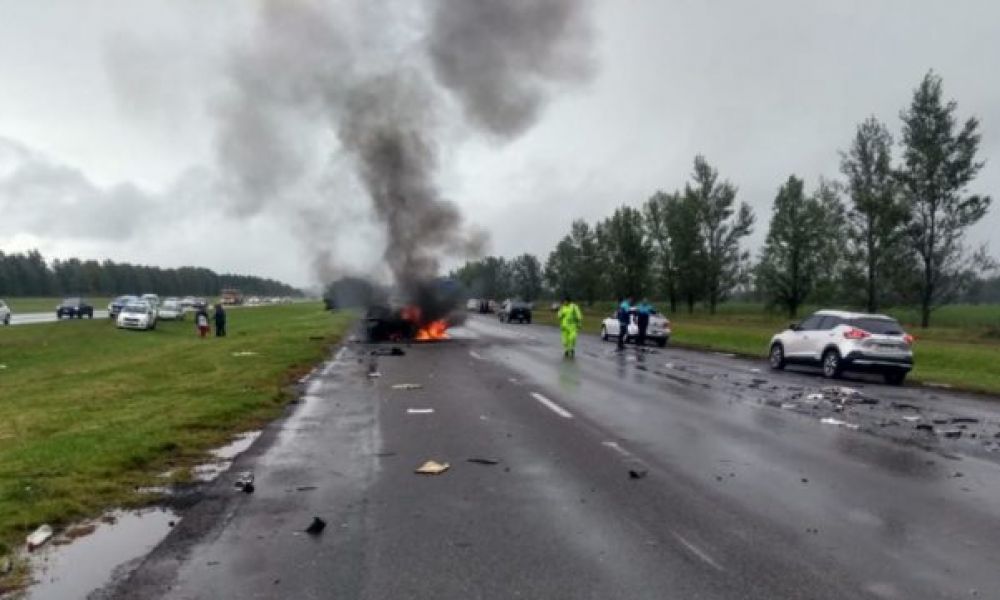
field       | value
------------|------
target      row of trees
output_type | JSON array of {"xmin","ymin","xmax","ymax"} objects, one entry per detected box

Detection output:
[
  {"xmin": 0, "ymin": 250, "xmax": 301, "ymax": 298},
  {"xmin": 452, "ymin": 72, "xmax": 994, "ymax": 327}
]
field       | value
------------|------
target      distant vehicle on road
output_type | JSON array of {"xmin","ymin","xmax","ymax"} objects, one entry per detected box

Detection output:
[
  {"xmin": 108, "ymin": 295, "xmax": 139, "ymax": 320},
  {"xmin": 56, "ymin": 298, "xmax": 94, "ymax": 319},
  {"xmin": 601, "ymin": 307, "xmax": 671, "ymax": 347},
  {"xmin": 117, "ymin": 302, "xmax": 157, "ymax": 330},
  {"xmin": 221, "ymin": 288, "xmax": 243, "ymax": 305},
  {"xmin": 498, "ymin": 299, "xmax": 532, "ymax": 324},
  {"xmin": 466, "ymin": 298, "xmax": 480, "ymax": 311},
  {"xmin": 141, "ymin": 294, "xmax": 161, "ymax": 310},
  {"xmin": 768, "ymin": 309, "xmax": 913, "ymax": 385},
  {"xmin": 0, "ymin": 299, "xmax": 10, "ymax": 325},
  {"xmin": 157, "ymin": 299, "xmax": 186, "ymax": 321}
]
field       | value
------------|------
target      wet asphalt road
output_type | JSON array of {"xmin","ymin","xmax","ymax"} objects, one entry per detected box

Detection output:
[
  {"xmin": 8, "ymin": 310, "xmax": 109, "ymax": 325},
  {"xmin": 105, "ymin": 314, "xmax": 1000, "ymax": 600}
]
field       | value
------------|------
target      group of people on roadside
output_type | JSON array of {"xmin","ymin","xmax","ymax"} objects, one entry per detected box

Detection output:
[
  {"xmin": 556, "ymin": 295, "xmax": 653, "ymax": 358},
  {"xmin": 194, "ymin": 303, "xmax": 227, "ymax": 338}
]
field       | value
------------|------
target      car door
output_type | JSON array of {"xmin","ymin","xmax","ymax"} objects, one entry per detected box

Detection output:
[
  {"xmin": 604, "ymin": 313, "xmax": 620, "ymax": 336},
  {"xmin": 784, "ymin": 314, "xmax": 824, "ymax": 358},
  {"xmin": 804, "ymin": 315, "xmax": 841, "ymax": 360}
]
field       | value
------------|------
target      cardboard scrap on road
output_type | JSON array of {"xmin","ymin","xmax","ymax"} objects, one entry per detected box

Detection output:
[
  {"xmin": 392, "ymin": 383, "xmax": 423, "ymax": 390},
  {"xmin": 415, "ymin": 460, "xmax": 450, "ymax": 475}
]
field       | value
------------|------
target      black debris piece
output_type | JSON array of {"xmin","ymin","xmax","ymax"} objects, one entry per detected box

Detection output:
[
  {"xmin": 467, "ymin": 458, "xmax": 500, "ymax": 465},
  {"xmin": 891, "ymin": 402, "xmax": 920, "ymax": 410},
  {"xmin": 305, "ymin": 517, "xmax": 327, "ymax": 535},
  {"xmin": 308, "ymin": 335, "xmax": 325, "ymax": 341},
  {"xmin": 932, "ymin": 418, "xmax": 949, "ymax": 425},
  {"xmin": 370, "ymin": 347, "xmax": 406, "ymax": 357},
  {"xmin": 915, "ymin": 424, "xmax": 934, "ymax": 432},
  {"xmin": 234, "ymin": 471, "xmax": 255, "ymax": 493},
  {"xmin": 374, "ymin": 451, "xmax": 397, "ymax": 458},
  {"xmin": 950, "ymin": 417, "xmax": 980, "ymax": 424},
  {"xmin": 801, "ymin": 478, "xmax": 809, "ymax": 483},
  {"xmin": 242, "ymin": 482, "xmax": 255, "ymax": 494},
  {"xmin": 942, "ymin": 430, "xmax": 963, "ymax": 439},
  {"xmin": 629, "ymin": 469, "xmax": 648, "ymax": 480},
  {"xmin": 296, "ymin": 486, "xmax": 318, "ymax": 491}
]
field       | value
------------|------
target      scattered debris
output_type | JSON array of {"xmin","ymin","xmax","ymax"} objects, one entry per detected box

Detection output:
[
  {"xmin": 374, "ymin": 451, "xmax": 397, "ymax": 457},
  {"xmin": 941, "ymin": 430, "xmax": 963, "ymax": 439},
  {"xmin": 415, "ymin": 460, "xmax": 450, "ymax": 475},
  {"xmin": 467, "ymin": 458, "xmax": 500, "ymax": 465},
  {"xmin": 392, "ymin": 383, "xmax": 423, "ymax": 390},
  {"xmin": 749, "ymin": 368, "xmax": 761, "ymax": 373},
  {"xmin": 406, "ymin": 408, "xmax": 434, "ymax": 414},
  {"xmin": 234, "ymin": 471, "xmax": 255, "ymax": 493},
  {"xmin": 65, "ymin": 524, "xmax": 97, "ymax": 539},
  {"xmin": 628, "ymin": 469, "xmax": 648, "ymax": 479},
  {"xmin": 891, "ymin": 402, "xmax": 920, "ymax": 411},
  {"xmin": 26, "ymin": 524, "xmax": 54, "ymax": 551},
  {"xmin": 806, "ymin": 393, "xmax": 824, "ymax": 401},
  {"xmin": 951, "ymin": 417, "xmax": 980, "ymax": 424},
  {"xmin": 367, "ymin": 371, "xmax": 382, "ymax": 378},
  {"xmin": 902, "ymin": 415, "xmax": 921, "ymax": 422},
  {"xmin": 296, "ymin": 486, "xmax": 318, "ymax": 492},
  {"xmin": 780, "ymin": 402, "xmax": 798, "ymax": 410},
  {"xmin": 952, "ymin": 472, "xmax": 964, "ymax": 478},
  {"xmin": 371, "ymin": 347, "xmax": 406, "ymax": 356},
  {"xmin": 820, "ymin": 417, "xmax": 860, "ymax": 430},
  {"xmin": 925, "ymin": 382, "xmax": 953, "ymax": 389},
  {"xmin": 801, "ymin": 478, "xmax": 809, "ymax": 483},
  {"xmin": 305, "ymin": 517, "xmax": 326, "ymax": 535},
  {"xmin": 231, "ymin": 351, "xmax": 258, "ymax": 357},
  {"xmin": 915, "ymin": 424, "xmax": 935, "ymax": 433}
]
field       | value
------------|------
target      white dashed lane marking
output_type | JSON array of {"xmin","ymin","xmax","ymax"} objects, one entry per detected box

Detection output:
[
  {"xmin": 672, "ymin": 532, "xmax": 725, "ymax": 572},
  {"xmin": 530, "ymin": 392, "xmax": 573, "ymax": 419}
]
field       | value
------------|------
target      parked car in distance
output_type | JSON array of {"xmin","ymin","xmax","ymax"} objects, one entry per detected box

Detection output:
[
  {"xmin": 140, "ymin": 294, "xmax": 161, "ymax": 310},
  {"xmin": 0, "ymin": 299, "xmax": 11, "ymax": 325},
  {"xmin": 117, "ymin": 302, "xmax": 157, "ymax": 330},
  {"xmin": 601, "ymin": 308, "xmax": 671, "ymax": 347},
  {"xmin": 108, "ymin": 295, "xmax": 139, "ymax": 320},
  {"xmin": 157, "ymin": 299, "xmax": 186, "ymax": 321},
  {"xmin": 466, "ymin": 298, "xmax": 480, "ymax": 311},
  {"xmin": 768, "ymin": 309, "xmax": 913, "ymax": 385},
  {"xmin": 498, "ymin": 299, "xmax": 533, "ymax": 324},
  {"xmin": 56, "ymin": 297, "xmax": 94, "ymax": 319}
]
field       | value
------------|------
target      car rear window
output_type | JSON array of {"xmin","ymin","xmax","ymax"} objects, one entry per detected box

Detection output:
[{"xmin": 849, "ymin": 318, "xmax": 903, "ymax": 335}]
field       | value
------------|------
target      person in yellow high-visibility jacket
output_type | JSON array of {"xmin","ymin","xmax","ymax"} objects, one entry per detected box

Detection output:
[{"xmin": 557, "ymin": 296, "xmax": 583, "ymax": 357}]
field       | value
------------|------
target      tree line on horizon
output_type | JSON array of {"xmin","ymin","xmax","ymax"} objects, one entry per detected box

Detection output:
[
  {"xmin": 0, "ymin": 250, "xmax": 301, "ymax": 298},
  {"xmin": 451, "ymin": 72, "xmax": 995, "ymax": 328}
]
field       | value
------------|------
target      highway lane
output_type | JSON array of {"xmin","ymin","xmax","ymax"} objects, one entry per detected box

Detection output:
[
  {"xmin": 9, "ymin": 310, "xmax": 110, "ymax": 325},
  {"xmin": 104, "ymin": 314, "xmax": 1000, "ymax": 599}
]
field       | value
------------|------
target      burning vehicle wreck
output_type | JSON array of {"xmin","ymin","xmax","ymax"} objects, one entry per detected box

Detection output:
[{"xmin": 327, "ymin": 277, "xmax": 465, "ymax": 343}]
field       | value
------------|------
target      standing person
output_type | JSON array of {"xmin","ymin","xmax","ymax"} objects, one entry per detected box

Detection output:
[
  {"xmin": 195, "ymin": 306, "xmax": 210, "ymax": 338},
  {"xmin": 636, "ymin": 298, "xmax": 651, "ymax": 348},
  {"xmin": 616, "ymin": 297, "xmax": 632, "ymax": 351},
  {"xmin": 557, "ymin": 296, "xmax": 583, "ymax": 357},
  {"xmin": 214, "ymin": 302, "xmax": 227, "ymax": 337}
]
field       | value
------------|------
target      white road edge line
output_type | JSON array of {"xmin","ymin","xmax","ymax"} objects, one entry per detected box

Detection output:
[
  {"xmin": 530, "ymin": 392, "xmax": 573, "ymax": 419},
  {"xmin": 672, "ymin": 532, "xmax": 724, "ymax": 572},
  {"xmin": 335, "ymin": 347, "xmax": 347, "ymax": 361},
  {"xmin": 469, "ymin": 350, "xmax": 485, "ymax": 360},
  {"xmin": 406, "ymin": 408, "xmax": 435, "ymax": 414}
]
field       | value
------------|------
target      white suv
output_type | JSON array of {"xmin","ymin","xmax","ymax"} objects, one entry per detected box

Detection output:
[
  {"xmin": 768, "ymin": 310, "xmax": 914, "ymax": 385},
  {"xmin": 0, "ymin": 299, "xmax": 10, "ymax": 326}
]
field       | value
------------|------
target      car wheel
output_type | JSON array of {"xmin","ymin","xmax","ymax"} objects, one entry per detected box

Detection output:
[
  {"xmin": 769, "ymin": 343, "xmax": 786, "ymax": 370},
  {"xmin": 525, "ymin": 317, "xmax": 531, "ymax": 324},
  {"xmin": 822, "ymin": 349, "xmax": 842, "ymax": 379},
  {"xmin": 884, "ymin": 370, "xmax": 907, "ymax": 386},
  {"xmin": 601, "ymin": 326, "xmax": 609, "ymax": 341},
  {"xmin": 87, "ymin": 312, "xmax": 93, "ymax": 319},
  {"xmin": 657, "ymin": 338, "xmax": 667, "ymax": 348},
  {"xmin": 3, "ymin": 316, "xmax": 9, "ymax": 326}
]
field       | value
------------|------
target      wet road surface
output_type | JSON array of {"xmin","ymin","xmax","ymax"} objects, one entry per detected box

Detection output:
[
  {"xmin": 8, "ymin": 311, "xmax": 109, "ymax": 325},
  {"xmin": 101, "ymin": 314, "xmax": 1000, "ymax": 599}
]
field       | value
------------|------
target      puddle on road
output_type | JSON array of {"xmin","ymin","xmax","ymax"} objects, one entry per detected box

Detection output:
[
  {"xmin": 26, "ymin": 508, "xmax": 177, "ymax": 600},
  {"xmin": 192, "ymin": 430, "xmax": 262, "ymax": 482}
]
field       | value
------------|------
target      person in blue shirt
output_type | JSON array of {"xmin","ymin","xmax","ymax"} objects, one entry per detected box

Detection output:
[
  {"xmin": 616, "ymin": 297, "xmax": 632, "ymax": 351},
  {"xmin": 636, "ymin": 299, "xmax": 652, "ymax": 348}
]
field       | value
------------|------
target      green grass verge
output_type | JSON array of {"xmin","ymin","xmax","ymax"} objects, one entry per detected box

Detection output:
[
  {"xmin": 0, "ymin": 302, "xmax": 351, "ymax": 570},
  {"xmin": 2, "ymin": 297, "xmax": 114, "ymax": 314},
  {"xmin": 533, "ymin": 302, "xmax": 1000, "ymax": 395}
]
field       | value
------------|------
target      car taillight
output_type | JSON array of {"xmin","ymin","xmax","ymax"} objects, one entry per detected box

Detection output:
[
  {"xmin": 903, "ymin": 334, "xmax": 915, "ymax": 345},
  {"xmin": 843, "ymin": 327, "xmax": 870, "ymax": 340}
]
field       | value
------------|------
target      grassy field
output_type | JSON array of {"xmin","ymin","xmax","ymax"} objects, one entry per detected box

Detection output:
[
  {"xmin": 2, "ymin": 297, "xmax": 114, "ymax": 314},
  {"xmin": 0, "ymin": 302, "xmax": 351, "ymax": 578},
  {"xmin": 534, "ymin": 301, "xmax": 1000, "ymax": 395}
]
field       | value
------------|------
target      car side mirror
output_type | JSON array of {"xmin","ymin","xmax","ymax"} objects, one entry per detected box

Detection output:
[{"xmin": 789, "ymin": 322, "xmax": 800, "ymax": 331}]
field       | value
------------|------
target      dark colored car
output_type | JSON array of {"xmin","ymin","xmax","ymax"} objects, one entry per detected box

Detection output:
[
  {"xmin": 57, "ymin": 297, "xmax": 94, "ymax": 319},
  {"xmin": 499, "ymin": 299, "xmax": 532, "ymax": 324}
]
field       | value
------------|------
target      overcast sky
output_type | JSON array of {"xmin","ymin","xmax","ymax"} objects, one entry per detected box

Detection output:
[{"xmin": 1, "ymin": 0, "xmax": 997, "ymax": 289}]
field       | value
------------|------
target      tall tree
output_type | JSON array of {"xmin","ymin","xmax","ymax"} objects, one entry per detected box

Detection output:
[
  {"xmin": 840, "ymin": 117, "xmax": 910, "ymax": 312},
  {"xmin": 597, "ymin": 206, "xmax": 652, "ymax": 300},
  {"xmin": 898, "ymin": 71, "xmax": 992, "ymax": 327},
  {"xmin": 643, "ymin": 191, "xmax": 678, "ymax": 312},
  {"xmin": 685, "ymin": 156, "xmax": 754, "ymax": 313},
  {"xmin": 510, "ymin": 253, "xmax": 543, "ymax": 301},
  {"xmin": 756, "ymin": 176, "xmax": 841, "ymax": 317},
  {"xmin": 665, "ymin": 193, "xmax": 705, "ymax": 313}
]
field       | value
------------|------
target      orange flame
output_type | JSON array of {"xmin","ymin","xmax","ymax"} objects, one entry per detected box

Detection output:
[{"xmin": 414, "ymin": 319, "xmax": 450, "ymax": 341}]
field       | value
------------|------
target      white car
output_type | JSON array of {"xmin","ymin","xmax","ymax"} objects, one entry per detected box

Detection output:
[
  {"xmin": 117, "ymin": 302, "xmax": 158, "ymax": 330},
  {"xmin": 157, "ymin": 299, "xmax": 186, "ymax": 321},
  {"xmin": 768, "ymin": 309, "xmax": 913, "ymax": 385},
  {"xmin": 601, "ymin": 308, "xmax": 671, "ymax": 347},
  {"xmin": 140, "ymin": 294, "xmax": 161, "ymax": 310},
  {"xmin": 0, "ymin": 299, "xmax": 11, "ymax": 326}
]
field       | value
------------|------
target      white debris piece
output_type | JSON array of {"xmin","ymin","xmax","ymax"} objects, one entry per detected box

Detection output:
[
  {"xmin": 821, "ymin": 417, "xmax": 860, "ymax": 430},
  {"xmin": 231, "ymin": 351, "xmax": 258, "ymax": 357},
  {"xmin": 367, "ymin": 371, "xmax": 382, "ymax": 378},
  {"xmin": 26, "ymin": 524, "xmax": 53, "ymax": 551},
  {"xmin": 902, "ymin": 415, "xmax": 921, "ymax": 422},
  {"xmin": 406, "ymin": 408, "xmax": 434, "ymax": 414},
  {"xmin": 392, "ymin": 383, "xmax": 423, "ymax": 390},
  {"xmin": 806, "ymin": 393, "xmax": 824, "ymax": 401},
  {"xmin": 781, "ymin": 403, "xmax": 797, "ymax": 410}
]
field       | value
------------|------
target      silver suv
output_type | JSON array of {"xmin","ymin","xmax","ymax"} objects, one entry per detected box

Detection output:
[{"xmin": 768, "ymin": 310, "xmax": 914, "ymax": 385}]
